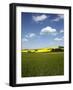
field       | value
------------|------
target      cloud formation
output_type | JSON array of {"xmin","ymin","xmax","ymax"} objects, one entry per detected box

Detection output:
[
  {"xmin": 52, "ymin": 14, "xmax": 64, "ymax": 22},
  {"xmin": 40, "ymin": 26, "xmax": 56, "ymax": 35},
  {"xmin": 22, "ymin": 38, "xmax": 28, "ymax": 42},
  {"xmin": 54, "ymin": 36, "xmax": 64, "ymax": 41},
  {"xmin": 25, "ymin": 33, "xmax": 36, "ymax": 38},
  {"xmin": 32, "ymin": 14, "xmax": 48, "ymax": 22},
  {"xmin": 60, "ymin": 29, "xmax": 64, "ymax": 33}
]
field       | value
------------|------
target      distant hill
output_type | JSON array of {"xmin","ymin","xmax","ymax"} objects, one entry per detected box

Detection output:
[{"xmin": 21, "ymin": 46, "xmax": 64, "ymax": 53}]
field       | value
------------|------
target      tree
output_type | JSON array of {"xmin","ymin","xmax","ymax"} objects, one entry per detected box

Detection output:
[
  {"xmin": 27, "ymin": 50, "xmax": 31, "ymax": 53},
  {"xmin": 58, "ymin": 46, "xmax": 64, "ymax": 48}
]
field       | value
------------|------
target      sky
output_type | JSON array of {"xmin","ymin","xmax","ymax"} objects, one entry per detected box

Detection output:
[{"xmin": 21, "ymin": 12, "xmax": 64, "ymax": 49}]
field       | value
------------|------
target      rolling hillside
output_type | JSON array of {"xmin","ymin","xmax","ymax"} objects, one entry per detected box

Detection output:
[{"xmin": 21, "ymin": 46, "xmax": 64, "ymax": 53}]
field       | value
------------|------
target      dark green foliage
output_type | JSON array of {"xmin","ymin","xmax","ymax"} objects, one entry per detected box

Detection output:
[
  {"xmin": 58, "ymin": 46, "xmax": 64, "ymax": 48},
  {"xmin": 51, "ymin": 48, "xmax": 64, "ymax": 52},
  {"xmin": 27, "ymin": 50, "xmax": 32, "ymax": 53}
]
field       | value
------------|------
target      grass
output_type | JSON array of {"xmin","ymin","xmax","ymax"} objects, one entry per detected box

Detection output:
[{"xmin": 21, "ymin": 52, "xmax": 64, "ymax": 77}]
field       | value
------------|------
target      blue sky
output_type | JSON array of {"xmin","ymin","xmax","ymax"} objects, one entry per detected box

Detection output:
[{"xmin": 21, "ymin": 12, "xmax": 64, "ymax": 49}]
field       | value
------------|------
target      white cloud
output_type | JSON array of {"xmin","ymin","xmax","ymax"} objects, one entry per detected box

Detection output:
[
  {"xmin": 40, "ymin": 26, "xmax": 56, "ymax": 35},
  {"xmin": 32, "ymin": 14, "xmax": 48, "ymax": 22},
  {"xmin": 25, "ymin": 33, "xmax": 36, "ymax": 38},
  {"xmin": 54, "ymin": 36, "xmax": 64, "ymax": 41},
  {"xmin": 60, "ymin": 29, "xmax": 64, "ymax": 33},
  {"xmin": 22, "ymin": 33, "xmax": 36, "ymax": 43},
  {"xmin": 29, "ymin": 33, "xmax": 36, "ymax": 38},
  {"xmin": 52, "ymin": 14, "xmax": 64, "ymax": 22},
  {"xmin": 22, "ymin": 38, "xmax": 28, "ymax": 42},
  {"xmin": 54, "ymin": 38, "xmax": 62, "ymax": 41}
]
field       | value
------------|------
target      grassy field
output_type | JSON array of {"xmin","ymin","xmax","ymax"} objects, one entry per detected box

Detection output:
[{"xmin": 21, "ymin": 52, "xmax": 64, "ymax": 77}]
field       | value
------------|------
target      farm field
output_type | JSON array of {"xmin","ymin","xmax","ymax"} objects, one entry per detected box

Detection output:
[{"xmin": 21, "ymin": 52, "xmax": 64, "ymax": 77}]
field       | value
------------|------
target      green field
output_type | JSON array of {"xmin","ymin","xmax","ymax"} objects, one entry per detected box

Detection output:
[{"xmin": 21, "ymin": 52, "xmax": 64, "ymax": 77}]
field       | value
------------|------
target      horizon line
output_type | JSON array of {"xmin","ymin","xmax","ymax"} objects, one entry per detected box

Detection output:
[{"xmin": 22, "ymin": 45, "xmax": 64, "ymax": 50}]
